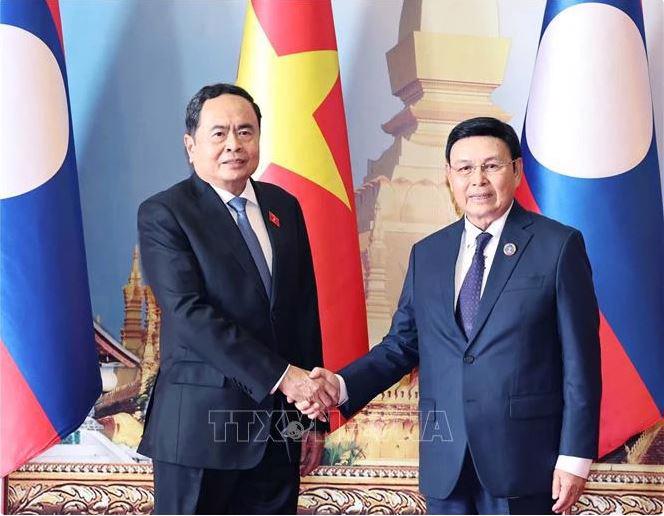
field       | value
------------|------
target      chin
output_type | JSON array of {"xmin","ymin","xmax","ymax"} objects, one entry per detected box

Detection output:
[
  {"xmin": 468, "ymin": 204, "xmax": 496, "ymax": 217},
  {"xmin": 219, "ymin": 170, "xmax": 250, "ymax": 182},
  {"xmin": 468, "ymin": 208, "xmax": 497, "ymax": 221}
]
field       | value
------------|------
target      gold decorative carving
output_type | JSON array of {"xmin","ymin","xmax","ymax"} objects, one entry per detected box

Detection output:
[
  {"xmin": 8, "ymin": 483, "xmax": 153, "ymax": 515},
  {"xmin": 299, "ymin": 487, "xmax": 425, "ymax": 514},
  {"xmin": 300, "ymin": 465, "xmax": 422, "ymax": 514},
  {"xmin": 568, "ymin": 464, "xmax": 664, "ymax": 515},
  {"xmin": 7, "ymin": 463, "xmax": 664, "ymax": 514},
  {"xmin": 9, "ymin": 463, "xmax": 153, "ymax": 476},
  {"xmin": 7, "ymin": 463, "xmax": 154, "ymax": 515},
  {"xmin": 572, "ymin": 494, "xmax": 664, "ymax": 515}
]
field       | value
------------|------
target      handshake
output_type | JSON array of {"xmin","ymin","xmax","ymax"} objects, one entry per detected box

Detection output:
[{"xmin": 278, "ymin": 366, "xmax": 341, "ymax": 421}]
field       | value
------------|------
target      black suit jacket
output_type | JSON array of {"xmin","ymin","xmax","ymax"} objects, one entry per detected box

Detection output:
[{"xmin": 137, "ymin": 173, "xmax": 326, "ymax": 470}]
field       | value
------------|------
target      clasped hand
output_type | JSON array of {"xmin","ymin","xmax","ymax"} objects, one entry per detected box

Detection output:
[{"xmin": 278, "ymin": 366, "xmax": 340, "ymax": 421}]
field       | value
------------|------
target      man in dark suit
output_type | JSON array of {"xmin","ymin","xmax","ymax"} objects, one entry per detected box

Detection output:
[
  {"xmin": 137, "ymin": 83, "xmax": 338, "ymax": 514},
  {"xmin": 299, "ymin": 117, "xmax": 601, "ymax": 514}
]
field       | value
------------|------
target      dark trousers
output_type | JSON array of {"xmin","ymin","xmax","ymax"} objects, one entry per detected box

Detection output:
[
  {"xmin": 152, "ymin": 436, "xmax": 300, "ymax": 515},
  {"xmin": 426, "ymin": 449, "xmax": 554, "ymax": 515}
]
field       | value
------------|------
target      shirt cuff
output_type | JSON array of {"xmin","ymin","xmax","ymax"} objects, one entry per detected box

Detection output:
[
  {"xmin": 270, "ymin": 364, "xmax": 290, "ymax": 394},
  {"xmin": 555, "ymin": 455, "xmax": 592, "ymax": 479},
  {"xmin": 336, "ymin": 374, "xmax": 349, "ymax": 405}
]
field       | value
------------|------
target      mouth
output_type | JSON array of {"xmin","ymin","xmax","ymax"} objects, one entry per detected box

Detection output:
[
  {"xmin": 468, "ymin": 192, "xmax": 494, "ymax": 202},
  {"xmin": 221, "ymin": 158, "xmax": 247, "ymax": 167}
]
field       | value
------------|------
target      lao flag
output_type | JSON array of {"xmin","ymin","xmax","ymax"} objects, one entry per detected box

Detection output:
[
  {"xmin": 517, "ymin": 0, "xmax": 664, "ymax": 456},
  {"xmin": 0, "ymin": 0, "xmax": 101, "ymax": 476}
]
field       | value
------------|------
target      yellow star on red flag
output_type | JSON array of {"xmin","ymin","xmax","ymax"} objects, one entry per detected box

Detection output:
[{"xmin": 236, "ymin": 1, "xmax": 350, "ymax": 209}]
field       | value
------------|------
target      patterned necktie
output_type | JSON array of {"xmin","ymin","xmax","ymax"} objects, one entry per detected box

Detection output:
[
  {"xmin": 456, "ymin": 232, "xmax": 492, "ymax": 338},
  {"xmin": 228, "ymin": 197, "xmax": 272, "ymax": 297}
]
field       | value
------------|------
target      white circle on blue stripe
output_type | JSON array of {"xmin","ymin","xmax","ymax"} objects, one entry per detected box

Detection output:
[
  {"xmin": 0, "ymin": 24, "xmax": 69, "ymax": 199},
  {"xmin": 525, "ymin": 3, "xmax": 652, "ymax": 179}
]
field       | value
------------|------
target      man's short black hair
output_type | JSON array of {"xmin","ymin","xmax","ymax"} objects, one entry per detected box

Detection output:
[
  {"xmin": 445, "ymin": 117, "xmax": 521, "ymax": 163},
  {"xmin": 185, "ymin": 83, "xmax": 261, "ymax": 135}
]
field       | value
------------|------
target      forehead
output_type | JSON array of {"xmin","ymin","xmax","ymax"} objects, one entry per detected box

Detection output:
[
  {"xmin": 449, "ymin": 136, "xmax": 511, "ymax": 161},
  {"xmin": 198, "ymin": 94, "xmax": 258, "ymax": 127}
]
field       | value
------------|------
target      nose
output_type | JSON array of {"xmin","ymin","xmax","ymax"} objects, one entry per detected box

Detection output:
[
  {"xmin": 224, "ymin": 131, "xmax": 242, "ymax": 152},
  {"xmin": 469, "ymin": 166, "xmax": 488, "ymax": 186}
]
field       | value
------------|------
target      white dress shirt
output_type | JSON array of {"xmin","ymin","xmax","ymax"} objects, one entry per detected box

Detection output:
[
  {"xmin": 211, "ymin": 180, "xmax": 272, "ymax": 273},
  {"xmin": 210, "ymin": 181, "xmax": 289, "ymax": 393},
  {"xmin": 338, "ymin": 202, "xmax": 592, "ymax": 479},
  {"xmin": 454, "ymin": 203, "xmax": 512, "ymax": 307}
]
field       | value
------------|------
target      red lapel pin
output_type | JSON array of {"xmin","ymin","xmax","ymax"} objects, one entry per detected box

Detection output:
[{"xmin": 268, "ymin": 211, "xmax": 280, "ymax": 227}]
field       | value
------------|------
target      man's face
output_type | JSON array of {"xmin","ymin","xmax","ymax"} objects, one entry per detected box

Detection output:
[
  {"xmin": 446, "ymin": 136, "xmax": 522, "ymax": 229},
  {"xmin": 184, "ymin": 94, "xmax": 260, "ymax": 195}
]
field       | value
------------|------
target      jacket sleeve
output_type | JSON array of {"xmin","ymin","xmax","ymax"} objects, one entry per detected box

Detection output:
[
  {"xmin": 556, "ymin": 229, "xmax": 602, "ymax": 459},
  {"xmin": 138, "ymin": 198, "xmax": 289, "ymax": 404},
  {"xmin": 338, "ymin": 249, "xmax": 420, "ymax": 418}
]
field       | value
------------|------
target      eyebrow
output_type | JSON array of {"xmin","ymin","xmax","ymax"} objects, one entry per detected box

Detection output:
[
  {"xmin": 209, "ymin": 123, "xmax": 256, "ymax": 133},
  {"xmin": 452, "ymin": 155, "xmax": 502, "ymax": 164}
]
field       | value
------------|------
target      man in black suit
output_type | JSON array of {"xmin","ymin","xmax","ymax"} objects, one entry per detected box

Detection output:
[{"xmin": 137, "ymin": 83, "xmax": 338, "ymax": 514}]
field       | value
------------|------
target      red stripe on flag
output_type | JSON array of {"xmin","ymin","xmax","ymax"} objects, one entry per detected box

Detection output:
[
  {"xmin": 516, "ymin": 176, "xmax": 660, "ymax": 457},
  {"xmin": 0, "ymin": 340, "xmax": 60, "ymax": 477},
  {"xmin": 262, "ymin": 164, "xmax": 368, "ymax": 375},
  {"xmin": 251, "ymin": 0, "xmax": 338, "ymax": 56},
  {"xmin": 44, "ymin": 0, "xmax": 64, "ymax": 51},
  {"xmin": 597, "ymin": 315, "xmax": 661, "ymax": 457},
  {"xmin": 514, "ymin": 168, "xmax": 540, "ymax": 212}
]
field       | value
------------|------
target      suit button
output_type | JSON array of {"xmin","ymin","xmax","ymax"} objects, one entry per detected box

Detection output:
[{"xmin": 463, "ymin": 355, "xmax": 475, "ymax": 364}]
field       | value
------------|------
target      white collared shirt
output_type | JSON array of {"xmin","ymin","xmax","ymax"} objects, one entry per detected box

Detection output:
[
  {"xmin": 454, "ymin": 202, "xmax": 513, "ymax": 307},
  {"xmin": 210, "ymin": 180, "xmax": 273, "ymax": 274}
]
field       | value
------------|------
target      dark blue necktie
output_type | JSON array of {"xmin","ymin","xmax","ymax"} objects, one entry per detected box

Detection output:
[
  {"xmin": 456, "ymin": 232, "xmax": 492, "ymax": 338},
  {"xmin": 228, "ymin": 197, "xmax": 272, "ymax": 296}
]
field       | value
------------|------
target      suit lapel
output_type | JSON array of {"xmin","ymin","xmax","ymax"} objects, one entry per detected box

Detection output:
[
  {"xmin": 466, "ymin": 203, "xmax": 533, "ymax": 346},
  {"xmin": 439, "ymin": 218, "xmax": 467, "ymax": 343},
  {"xmin": 252, "ymin": 180, "xmax": 282, "ymax": 309},
  {"xmin": 190, "ymin": 174, "xmax": 270, "ymax": 304}
]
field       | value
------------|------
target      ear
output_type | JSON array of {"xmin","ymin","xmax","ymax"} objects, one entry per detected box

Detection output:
[
  {"xmin": 514, "ymin": 157, "xmax": 524, "ymax": 187},
  {"xmin": 445, "ymin": 162, "xmax": 453, "ymax": 184},
  {"xmin": 183, "ymin": 133, "xmax": 195, "ymax": 163}
]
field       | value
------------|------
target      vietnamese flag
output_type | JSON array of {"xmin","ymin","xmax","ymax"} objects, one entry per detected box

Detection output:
[{"xmin": 236, "ymin": 0, "xmax": 369, "ymax": 404}]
